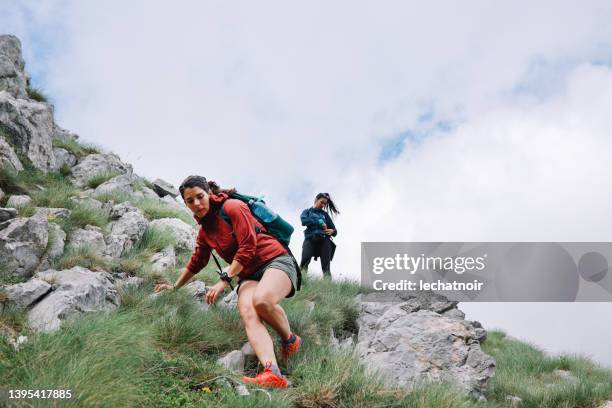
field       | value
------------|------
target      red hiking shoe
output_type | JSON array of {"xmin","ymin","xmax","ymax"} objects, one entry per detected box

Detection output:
[
  {"xmin": 281, "ymin": 333, "xmax": 301, "ymax": 361},
  {"xmin": 241, "ymin": 362, "xmax": 288, "ymax": 389}
]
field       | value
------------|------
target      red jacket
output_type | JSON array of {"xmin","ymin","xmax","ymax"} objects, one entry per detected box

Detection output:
[{"xmin": 186, "ymin": 193, "xmax": 287, "ymax": 279}]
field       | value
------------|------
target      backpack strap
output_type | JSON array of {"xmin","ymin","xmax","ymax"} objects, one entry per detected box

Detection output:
[{"xmin": 218, "ymin": 203, "xmax": 302, "ymax": 292}]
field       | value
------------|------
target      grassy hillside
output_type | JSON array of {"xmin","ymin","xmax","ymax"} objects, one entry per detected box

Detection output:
[{"xmin": 1, "ymin": 151, "xmax": 611, "ymax": 407}]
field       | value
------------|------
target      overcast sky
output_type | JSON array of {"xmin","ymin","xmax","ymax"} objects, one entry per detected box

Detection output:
[{"xmin": 2, "ymin": 1, "xmax": 611, "ymax": 367}]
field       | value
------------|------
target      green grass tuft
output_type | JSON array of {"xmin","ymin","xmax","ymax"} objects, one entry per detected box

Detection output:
[
  {"xmin": 481, "ymin": 330, "xmax": 612, "ymax": 408},
  {"xmin": 54, "ymin": 245, "xmax": 110, "ymax": 271},
  {"xmin": 136, "ymin": 225, "xmax": 177, "ymax": 253},
  {"xmin": 132, "ymin": 197, "xmax": 195, "ymax": 225},
  {"xmin": 30, "ymin": 179, "xmax": 78, "ymax": 209},
  {"xmin": 0, "ymin": 303, "xmax": 29, "ymax": 336},
  {"xmin": 85, "ymin": 171, "xmax": 121, "ymax": 189},
  {"xmin": 93, "ymin": 190, "xmax": 131, "ymax": 204},
  {"xmin": 52, "ymin": 138, "xmax": 100, "ymax": 159},
  {"xmin": 58, "ymin": 202, "xmax": 109, "ymax": 235},
  {"xmin": 0, "ymin": 165, "xmax": 26, "ymax": 197},
  {"xmin": 10, "ymin": 202, "xmax": 37, "ymax": 217},
  {"xmin": 26, "ymin": 86, "xmax": 48, "ymax": 103},
  {"xmin": 0, "ymin": 311, "xmax": 156, "ymax": 406},
  {"xmin": 111, "ymin": 226, "xmax": 177, "ymax": 277}
]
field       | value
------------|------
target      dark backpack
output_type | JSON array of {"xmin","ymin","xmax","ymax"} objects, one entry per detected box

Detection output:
[{"xmin": 219, "ymin": 192, "xmax": 302, "ymax": 291}]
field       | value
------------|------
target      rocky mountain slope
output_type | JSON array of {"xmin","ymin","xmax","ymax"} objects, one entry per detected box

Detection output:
[{"xmin": 1, "ymin": 34, "xmax": 611, "ymax": 407}]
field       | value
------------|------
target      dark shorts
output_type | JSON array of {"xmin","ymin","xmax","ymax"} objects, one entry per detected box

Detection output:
[{"xmin": 237, "ymin": 254, "xmax": 298, "ymax": 298}]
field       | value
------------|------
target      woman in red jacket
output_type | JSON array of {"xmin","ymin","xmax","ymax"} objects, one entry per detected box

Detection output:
[{"xmin": 154, "ymin": 175, "xmax": 300, "ymax": 388}]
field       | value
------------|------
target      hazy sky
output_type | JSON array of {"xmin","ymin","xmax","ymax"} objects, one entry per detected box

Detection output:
[{"xmin": 2, "ymin": 1, "xmax": 611, "ymax": 367}]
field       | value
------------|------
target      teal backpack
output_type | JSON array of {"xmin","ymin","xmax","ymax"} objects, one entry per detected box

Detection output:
[
  {"xmin": 220, "ymin": 192, "xmax": 294, "ymax": 245},
  {"xmin": 218, "ymin": 192, "xmax": 301, "ymax": 291}
]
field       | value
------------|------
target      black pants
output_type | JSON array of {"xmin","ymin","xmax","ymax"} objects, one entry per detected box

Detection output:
[{"xmin": 300, "ymin": 236, "xmax": 333, "ymax": 277}]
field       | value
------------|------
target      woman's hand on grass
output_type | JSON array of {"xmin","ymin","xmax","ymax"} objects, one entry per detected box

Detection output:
[
  {"xmin": 206, "ymin": 281, "xmax": 229, "ymax": 304},
  {"xmin": 154, "ymin": 283, "xmax": 173, "ymax": 293}
]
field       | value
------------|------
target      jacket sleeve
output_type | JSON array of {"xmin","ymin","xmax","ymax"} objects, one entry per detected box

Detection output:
[
  {"xmin": 224, "ymin": 200, "xmax": 258, "ymax": 266},
  {"xmin": 325, "ymin": 212, "xmax": 338, "ymax": 237},
  {"xmin": 186, "ymin": 228, "xmax": 212, "ymax": 274},
  {"xmin": 301, "ymin": 208, "xmax": 325, "ymax": 227}
]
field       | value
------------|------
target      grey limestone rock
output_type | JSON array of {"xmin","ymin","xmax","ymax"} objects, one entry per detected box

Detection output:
[
  {"xmin": 553, "ymin": 369, "xmax": 579, "ymax": 384},
  {"xmin": 70, "ymin": 153, "xmax": 132, "ymax": 188},
  {"xmin": 104, "ymin": 204, "xmax": 148, "ymax": 258},
  {"xmin": 151, "ymin": 245, "xmax": 176, "ymax": 273},
  {"xmin": 27, "ymin": 267, "xmax": 120, "ymax": 332},
  {"xmin": 6, "ymin": 195, "xmax": 32, "ymax": 208},
  {"xmin": 217, "ymin": 350, "xmax": 245, "ymax": 373},
  {"xmin": 66, "ymin": 225, "xmax": 106, "ymax": 256},
  {"xmin": 52, "ymin": 124, "xmax": 79, "ymax": 143},
  {"xmin": 70, "ymin": 196, "xmax": 104, "ymax": 211},
  {"xmin": 115, "ymin": 276, "xmax": 144, "ymax": 291},
  {"xmin": 0, "ymin": 136, "xmax": 23, "ymax": 171},
  {"xmin": 0, "ymin": 211, "xmax": 48, "ymax": 277},
  {"xmin": 0, "ymin": 91, "xmax": 57, "ymax": 171},
  {"xmin": 0, "ymin": 207, "xmax": 18, "ymax": 222},
  {"xmin": 241, "ymin": 342, "xmax": 256, "ymax": 357},
  {"xmin": 4, "ymin": 278, "xmax": 52, "ymax": 308},
  {"xmin": 0, "ymin": 35, "xmax": 27, "ymax": 99},
  {"xmin": 36, "ymin": 222, "xmax": 66, "ymax": 272},
  {"xmin": 7, "ymin": 335, "xmax": 28, "ymax": 352},
  {"xmin": 152, "ymin": 178, "xmax": 179, "ymax": 198},
  {"xmin": 505, "ymin": 395, "xmax": 523, "ymax": 406},
  {"xmin": 160, "ymin": 194, "xmax": 191, "ymax": 215},
  {"xmin": 149, "ymin": 218, "xmax": 196, "ymax": 251},
  {"xmin": 220, "ymin": 289, "xmax": 238, "ymax": 309},
  {"xmin": 35, "ymin": 207, "xmax": 71, "ymax": 221},
  {"xmin": 50, "ymin": 147, "xmax": 77, "ymax": 171},
  {"xmin": 140, "ymin": 186, "xmax": 160, "ymax": 200},
  {"xmin": 442, "ymin": 308, "xmax": 466, "ymax": 320},
  {"xmin": 184, "ymin": 280, "xmax": 207, "ymax": 298},
  {"xmin": 356, "ymin": 296, "xmax": 495, "ymax": 398},
  {"xmin": 330, "ymin": 328, "xmax": 355, "ymax": 352},
  {"xmin": 94, "ymin": 173, "xmax": 138, "ymax": 196}
]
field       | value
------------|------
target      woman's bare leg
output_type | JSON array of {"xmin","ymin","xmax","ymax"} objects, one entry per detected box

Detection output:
[
  {"xmin": 252, "ymin": 268, "xmax": 293, "ymax": 340},
  {"xmin": 237, "ymin": 281, "xmax": 277, "ymax": 367}
]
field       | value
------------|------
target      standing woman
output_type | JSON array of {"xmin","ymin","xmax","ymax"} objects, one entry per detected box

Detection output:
[
  {"xmin": 154, "ymin": 175, "xmax": 301, "ymax": 388},
  {"xmin": 299, "ymin": 192, "xmax": 339, "ymax": 277}
]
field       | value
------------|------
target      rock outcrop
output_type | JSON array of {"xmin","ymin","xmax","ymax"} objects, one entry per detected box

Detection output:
[
  {"xmin": 6, "ymin": 194, "xmax": 31, "ymax": 208},
  {"xmin": 0, "ymin": 136, "xmax": 23, "ymax": 171},
  {"xmin": 149, "ymin": 217, "xmax": 196, "ymax": 250},
  {"xmin": 0, "ymin": 207, "xmax": 18, "ymax": 222},
  {"xmin": 151, "ymin": 245, "xmax": 176, "ymax": 272},
  {"xmin": 27, "ymin": 267, "xmax": 120, "ymax": 332},
  {"xmin": 152, "ymin": 178, "xmax": 179, "ymax": 198},
  {"xmin": 70, "ymin": 153, "xmax": 132, "ymax": 187},
  {"xmin": 5, "ymin": 278, "xmax": 52, "ymax": 308},
  {"xmin": 0, "ymin": 35, "xmax": 28, "ymax": 99},
  {"xmin": 0, "ymin": 210, "xmax": 48, "ymax": 278},
  {"xmin": 50, "ymin": 147, "xmax": 77, "ymax": 171},
  {"xmin": 66, "ymin": 225, "xmax": 106, "ymax": 256},
  {"xmin": 0, "ymin": 91, "xmax": 57, "ymax": 171},
  {"xmin": 355, "ymin": 292, "xmax": 495, "ymax": 398},
  {"xmin": 104, "ymin": 203, "xmax": 148, "ymax": 258}
]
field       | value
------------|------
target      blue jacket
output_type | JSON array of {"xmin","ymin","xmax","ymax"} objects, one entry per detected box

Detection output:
[{"xmin": 301, "ymin": 207, "xmax": 337, "ymax": 239}]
